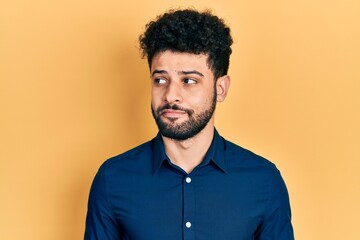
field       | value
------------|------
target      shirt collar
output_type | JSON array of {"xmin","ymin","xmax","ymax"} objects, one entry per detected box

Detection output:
[
  {"xmin": 152, "ymin": 128, "xmax": 228, "ymax": 175},
  {"xmin": 203, "ymin": 128, "xmax": 228, "ymax": 173},
  {"xmin": 152, "ymin": 132, "xmax": 168, "ymax": 175}
]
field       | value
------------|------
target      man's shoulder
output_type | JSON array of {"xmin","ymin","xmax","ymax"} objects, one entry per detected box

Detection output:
[
  {"xmin": 98, "ymin": 138, "xmax": 155, "ymax": 174},
  {"xmin": 223, "ymin": 137, "xmax": 278, "ymax": 171}
]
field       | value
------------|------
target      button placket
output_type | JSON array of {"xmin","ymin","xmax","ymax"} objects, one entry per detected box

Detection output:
[{"xmin": 183, "ymin": 175, "xmax": 195, "ymax": 239}]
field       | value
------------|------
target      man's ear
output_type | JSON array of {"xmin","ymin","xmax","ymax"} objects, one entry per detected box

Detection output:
[{"xmin": 216, "ymin": 75, "xmax": 231, "ymax": 102}]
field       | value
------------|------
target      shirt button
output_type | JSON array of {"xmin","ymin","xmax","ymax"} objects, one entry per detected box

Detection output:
[
  {"xmin": 185, "ymin": 221, "xmax": 192, "ymax": 228},
  {"xmin": 185, "ymin": 177, "xmax": 192, "ymax": 183}
]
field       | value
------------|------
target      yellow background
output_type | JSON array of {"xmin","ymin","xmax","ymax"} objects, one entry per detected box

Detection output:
[{"xmin": 1, "ymin": 0, "xmax": 359, "ymax": 239}]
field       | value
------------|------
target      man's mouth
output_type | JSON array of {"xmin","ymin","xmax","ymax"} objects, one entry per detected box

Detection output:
[{"xmin": 161, "ymin": 109, "xmax": 187, "ymax": 118}]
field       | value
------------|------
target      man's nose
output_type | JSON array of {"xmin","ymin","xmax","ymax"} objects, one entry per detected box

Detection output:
[{"xmin": 164, "ymin": 82, "xmax": 182, "ymax": 104}]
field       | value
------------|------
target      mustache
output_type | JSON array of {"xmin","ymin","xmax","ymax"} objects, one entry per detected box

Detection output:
[{"xmin": 158, "ymin": 104, "xmax": 194, "ymax": 115}]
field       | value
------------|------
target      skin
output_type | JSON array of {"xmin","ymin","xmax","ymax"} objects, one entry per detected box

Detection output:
[{"xmin": 150, "ymin": 50, "xmax": 231, "ymax": 173}]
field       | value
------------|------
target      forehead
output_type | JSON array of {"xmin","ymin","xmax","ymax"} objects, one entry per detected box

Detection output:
[{"xmin": 151, "ymin": 50, "xmax": 211, "ymax": 73}]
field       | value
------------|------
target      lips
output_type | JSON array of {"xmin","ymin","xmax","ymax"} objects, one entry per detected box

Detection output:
[{"xmin": 161, "ymin": 109, "xmax": 187, "ymax": 118}]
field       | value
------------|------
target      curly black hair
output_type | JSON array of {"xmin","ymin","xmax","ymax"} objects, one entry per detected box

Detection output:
[{"xmin": 139, "ymin": 9, "xmax": 233, "ymax": 79}]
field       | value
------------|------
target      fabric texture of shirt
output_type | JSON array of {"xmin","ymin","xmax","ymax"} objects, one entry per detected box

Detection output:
[{"xmin": 85, "ymin": 129, "xmax": 294, "ymax": 239}]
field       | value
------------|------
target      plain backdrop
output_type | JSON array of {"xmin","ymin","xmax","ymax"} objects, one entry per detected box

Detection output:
[{"xmin": 1, "ymin": 0, "xmax": 359, "ymax": 239}]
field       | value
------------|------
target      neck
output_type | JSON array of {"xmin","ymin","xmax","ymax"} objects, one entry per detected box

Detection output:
[{"xmin": 162, "ymin": 120, "xmax": 215, "ymax": 174}]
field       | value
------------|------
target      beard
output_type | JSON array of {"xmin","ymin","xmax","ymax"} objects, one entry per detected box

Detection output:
[{"xmin": 151, "ymin": 89, "xmax": 217, "ymax": 141}]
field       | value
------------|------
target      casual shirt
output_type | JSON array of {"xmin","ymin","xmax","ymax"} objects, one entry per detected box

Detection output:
[{"xmin": 85, "ymin": 129, "xmax": 294, "ymax": 239}]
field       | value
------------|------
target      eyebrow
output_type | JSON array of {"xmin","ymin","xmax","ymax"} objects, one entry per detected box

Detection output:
[
  {"xmin": 151, "ymin": 70, "xmax": 167, "ymax": 76},
  {"xmin": 181, "ymin": 70, "xmax": 204, "ymax": 77},
  {"xmin": 151, "ymin": 70, "xmax": 204, "ymax": 77}
]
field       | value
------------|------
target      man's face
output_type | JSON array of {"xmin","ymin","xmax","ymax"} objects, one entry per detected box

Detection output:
[{"xmin": 150, "ymin": 50, "xmax": 217, "ymax": 140}]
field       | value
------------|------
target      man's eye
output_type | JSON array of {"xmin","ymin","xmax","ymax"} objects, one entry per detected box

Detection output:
[
  {"xmin": 184, "ymin": 78, "xmax": 197, "ymax": 84},
  {"xmin": 155, "ymin": 78, "xmax": 167, "ymax": 84}
]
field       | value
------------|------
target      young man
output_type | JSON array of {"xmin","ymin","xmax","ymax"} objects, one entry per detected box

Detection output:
[{"xmin": 85, "ymin": 9, "xmax": 294, "ymax": 240}]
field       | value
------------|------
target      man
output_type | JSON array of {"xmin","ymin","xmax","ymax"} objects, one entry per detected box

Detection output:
[{"xmin": 85, "ymin": 9, "xmax": 294, "ymax": 240}]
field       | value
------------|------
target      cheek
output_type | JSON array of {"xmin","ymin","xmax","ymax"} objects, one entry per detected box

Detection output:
[
  {"xmin": 151, "ymin": 89, "xmax": 162, "ymax": 108},
  {"xmin": 151, "ymin": 87, "xmax": 164, "ymax": 99},
  {"xmin": 189, "ymin": 89, "xmax": 214, "ymax": 104},
  {"xmin": 151, "ymin": 88, "xmax": 158, "ymax": 100}
]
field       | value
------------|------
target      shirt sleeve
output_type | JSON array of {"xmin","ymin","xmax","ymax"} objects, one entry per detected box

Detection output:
[
  {"xmin": 255, "ymin": 167, "xmax": 294, "ymax": 240},
  {"xmin": 84, "ymin": 165, "xmax": 122, "ymax": 240}
]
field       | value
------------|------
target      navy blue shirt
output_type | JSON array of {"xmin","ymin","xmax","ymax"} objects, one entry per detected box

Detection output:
[{"xmin": 85, "ymin": 129, "xmax": 294, "ymax": 239}]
